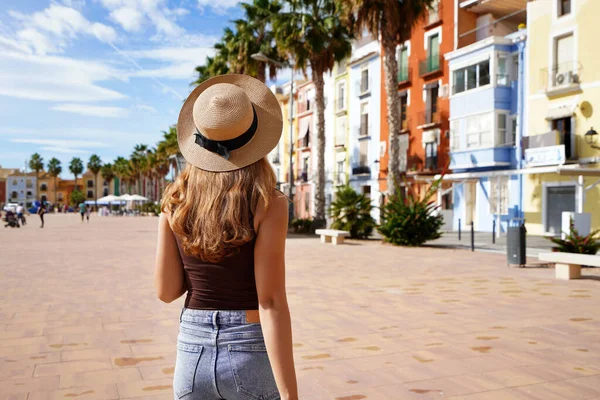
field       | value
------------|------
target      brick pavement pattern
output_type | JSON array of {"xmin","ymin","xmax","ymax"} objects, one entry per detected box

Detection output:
[{"xmin": 1, "ymin": 214, "xmax": 600, "ymax": 399}]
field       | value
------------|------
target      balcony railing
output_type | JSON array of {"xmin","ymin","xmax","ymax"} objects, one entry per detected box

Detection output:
[
  {"xmin": 540, "ymin": 63, "xmax": 581, "ymax": 93},
  {"xmin": 419, "ymin": 55, "xmax": 442, "ymax": 77},
  {"xmin": 522, "ymin": 130, "xmax": 576, "ymax": 160},
  {"xmin": 352, "ymin": 165, "xmax": 371, "ymax": 176},
  {"xmin": 426, "ymin": 1, "xmax": 442, "ymax": 27},
  {"xmin": 417, "ymin": 109, "xmax": 441, "ymax": 126},
  {"xmin": 398, "ymin": 66, "xmax": 411, "ymax": 84},
  {"xmin": 425, "ymin": 155, "xmax": 438, "ymax": 171}
]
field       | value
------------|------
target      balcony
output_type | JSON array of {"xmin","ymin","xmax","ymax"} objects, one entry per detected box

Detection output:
[
  {"xmin": 450, "ymin": 147, "xmax": 516, "ymax": 170},
  {"xmin": 425, "ymin": 1, "xmax": 443, "ymax": 28},
  {"xmin": 352, "ymin": 165, "xmax": 371, "ymax": 176},
  {"xmin": 419, "ymin": 55, "xmax": 442, "ymax": 77},
  {"xmin": 425, "ymin": 155, "xmax": 438, "ymax": 171},
  {"xmin": 540, "ymin": 63, "xmax": 582, "ymax": 97},
  {"xmin": 417, "ymin": 109, "xmax": 442, "ymax": 128},
  {"xmin": 522, "ymin": 130, "xmax": 576, "ymax": 164},
  {"xmin": 297, "ymin": 99, "xmax": 312, "ymax": 114},
  {"xmin": 398, "ymin": 66, "xmax": 411, "ymax": 85}
]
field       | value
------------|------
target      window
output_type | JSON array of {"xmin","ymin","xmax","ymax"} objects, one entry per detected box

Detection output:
[
  {"xmin": 336, "ymin": 116, "xmax": 347, "ymax": 146},
  {"xmin": 399, "ymin": 134, "xmax": 409, "ymax": 172},
  {"xmin": 87, "ymin": 190, "xmax": 94, "ymax": 199},
  {"xmin": 58, "ymin": 193, "xmax": 64, "ymax": 201},
  {"xmin": 336, "ymin": 160, "xmax": 345, "ymax": 183},
  {"xmin": 497, "ymin": 114, "xmax": 508, "ymax": 145},
  {"xmin": 551, "ymin": 117, "xmax": 573, "ymax": 159},
  {"xmin": 559, "ymin": 0, "xmax": 571, "ymax": 16},
  {"xmin": 362, "ymin": 185, "xmax": 371, "ymax": 199},
  {"xmin": 490, "ymin": 178, "xmax": 509, "ymax": 215},
  {"xmin": 26, "ymin": 191, "xmax": 32, "ymax": 198},
  {"xmin": 12, "ymin": 179, "xmax": 17, "ymax": 186},
  {"xmin": 11, "ymin": 191, "xmax": 17, "ymax": 199},
  {"xmin": 398, "ymin": 46, "xmax": 409, "ymax": 82},
  {"xmin": 466, "ymin": 113, "xmax": 493, "ymax": 149},
  {"xmin": 399, "ymin": 92, "xmax": 408, "ymax": 130},
  {"xmin": 41, "ymin": 195, "xmax": 47, "ymax": 203},
  {"xmin": 497, "ymin": 56, "xmax": 509, "ymax": 86},
  {"xmin": 360, "ymin": 103, "xmax": 369, "ymax": 137},
  {"xmin": 427, "ymin": 34, "xmax": 440, "ymax": 72},
  {"xmin": 510, "ymin": 117, "xmax": 517, "ymax": 147},
  {"xmin": 103, "ymin": 188, "xmax": 109, "ymax": 196},
  {"xmin": 425, "ymin": 142, "xmax": 438, "ymax": 170},
  {"xmin": 453, "ymin": 59, "xmax": 491, "ymax": 94},
  {"xmin": 360, "ymin": 68, "xmax": 369, "ymax": 93},
  {"xmin": 87, "ymin": 180, "xmax": 93, "ymax": 188},
  {"xmin": 425, "ymin": 84, "xmax": 439, "ymax": 124},
  {"xmin": 40, "ymin": 183, "xmax": 48, "ymax": 191},
  {"xmin": 359, "ymin": 140, "xmax": 369, "ymax": 166},
  {"xmin": 511, "ymin": 53, "xmax": 519, "ymax": 81},
  {"xmin": 336, "ymin": 81, "xmax": 346, "ymax": 111},
  {"xmin": 103, "ymin": 180, "xmax": 109, "ymax": 187},
  {"xmin": 450, "ymin": 119, "xmax": 460, "ymax": 151},
  {"xmin": 553, "ymin": 33, "xmax": 575, "ymax": 87},
  {"xmin": 26, "ymin": 180, "xmax": 33, "ymax": 189}
]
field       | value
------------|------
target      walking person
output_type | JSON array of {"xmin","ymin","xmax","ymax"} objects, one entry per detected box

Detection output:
[
  {"xmin": 16, "ymin": 203, "xmax": 25, "ymax": 226},
  {"xmin": 38, "ymin": 202, "xmax": 46, "ymax": 228},
  {"xmin": 85, "ymin": 205, "xmax": 91, "ymax": 223},
  {"xmin": 155, "ymin": 75, "xmax": 298, "ymax": 400},
  {"xmin": 78, "ymin": 202, "xmax": 85, "ymax": 222}
]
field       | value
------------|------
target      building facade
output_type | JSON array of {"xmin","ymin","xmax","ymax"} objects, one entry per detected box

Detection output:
[
  {"xmin": 294, "ymin": 80, "xmax": 316, "ymax": 219},
  {"xmin": 445, "ymin": 0, "xmax": 528, "ymax": 233},
  {"xmin": 522, "ymin": 0, "xmax": 600, "ymax": 236}
]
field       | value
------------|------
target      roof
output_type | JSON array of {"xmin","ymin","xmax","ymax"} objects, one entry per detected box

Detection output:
[
  {"xmin": 348, "ymin": 51, "xmax": 379, "ymax": 67},
  {"xmin": 0, "ymin": 168, "xmax": 19, "ymax": 179}
]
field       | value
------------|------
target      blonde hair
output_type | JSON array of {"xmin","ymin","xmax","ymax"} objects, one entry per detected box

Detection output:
[{"xmin": 161, "ymin": 158, "xmax": 277, "ymax": 263}]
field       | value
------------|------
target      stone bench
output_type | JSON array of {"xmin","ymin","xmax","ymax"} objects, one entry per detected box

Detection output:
[
  {"xmin": 315, "ymin": 229, "xmax": 350, "ymax": 246},
  {"xmin": 538, "ymin": 252, "xmax": 600, "ymax": 280}
]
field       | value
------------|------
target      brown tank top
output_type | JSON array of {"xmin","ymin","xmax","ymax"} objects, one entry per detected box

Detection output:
[{"xmin": 175, "ymin": 236, "xmax": 259, "ymax": 310}]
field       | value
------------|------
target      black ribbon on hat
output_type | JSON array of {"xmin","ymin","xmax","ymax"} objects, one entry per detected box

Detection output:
[{"xmin": 194, "ymin": 106, "xmax": 258, "ymax": 160}]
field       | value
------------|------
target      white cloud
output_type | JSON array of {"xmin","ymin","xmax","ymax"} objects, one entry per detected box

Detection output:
[
  {"xmin": 99, "ymin": 0, "xmax": 186, "ymax": 38},
  {"xmin": 51, "ymin": 104, "xmax": 129, "ymax": 118},
  {"xmin": 13, "ymin": 139, "xmax": 113, "ymax": 148},
  {"xmin": 196, "ymin": 0, "xmax": 240, "ymax": 15},
  {"xmin": 41, "ymin": 146, "xmax": 90, "ymax": 154},
  {"xmin": 0, "ymin": 51, "xmax": 126, "ymax": 103},
  {"xmin": 136, "ymin": 104, "xmax": 156, "ymax": 113}
]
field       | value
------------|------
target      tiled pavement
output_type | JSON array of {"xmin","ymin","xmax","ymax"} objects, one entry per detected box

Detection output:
[{"xmin": 1, "ymin": 214, "xmax": 600, "ymax": 400}]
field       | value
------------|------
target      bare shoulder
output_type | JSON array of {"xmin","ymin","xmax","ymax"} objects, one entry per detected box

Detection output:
[{"xmin": 254, "ymin": 190, "xmax": 289, "ymax": 230}]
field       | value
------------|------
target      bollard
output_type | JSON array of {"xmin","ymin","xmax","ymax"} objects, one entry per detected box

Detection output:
[
  {"xmin": 471, "ymin": 222, "xmax": 475, "ymax": 252},
  {"xmin": 458, "ymin": 219, "xmax": 461, "ymax": 241},
  {"xmin": 492, "ymin": 220, "xmax": 496, "ymax": 244}
]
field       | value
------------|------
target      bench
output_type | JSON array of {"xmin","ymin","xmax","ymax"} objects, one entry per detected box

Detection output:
[
  {"xmin": 315, "ymin": 229, "xmax": 350, "ymax": 246},
  {"xmin": 538, "ymin": 252, "xmax": 600, "ymax": 280}
]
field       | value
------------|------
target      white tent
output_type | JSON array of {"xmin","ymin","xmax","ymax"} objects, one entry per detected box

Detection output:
[
  {"xmin": 97, "ymin": 195, "xmax": 125, "ymax": 204},
  {"xmin": 129, "ymin": 194, "xmax": 149, "ymax": 202}
]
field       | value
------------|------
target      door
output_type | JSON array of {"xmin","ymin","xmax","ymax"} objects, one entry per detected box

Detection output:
[
  {"xmin": 465, "ymin": 182, "xmax": 477, "ymax": 226},
  {"xmin": 428, "ymin": 34, "xmax": 439, "ymax": 71},
  {"xmin": 545, "ymin": 185, "xmax": 575, "ymax": 235}
]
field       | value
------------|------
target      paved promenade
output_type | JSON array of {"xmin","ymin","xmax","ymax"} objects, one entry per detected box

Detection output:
[{"xmin": 1, "ymin": 214, "xmax": 600, "ymax": 399}]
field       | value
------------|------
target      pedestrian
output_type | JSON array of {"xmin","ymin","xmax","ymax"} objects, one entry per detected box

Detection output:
[
  {"xmin": 78, "ymin": 202, "xmax": 85, "ymax": 222},
  {"xmin": 38, "ymin": 202, "xmax": 46, "ymax": 228},
  {"xmin": 16, "ymin": 203, "xmax": 25, "ymax": 226},
  {"xmin": 85, "ymin": 205, "xmax": 91, "ymax": 223},
  {"xmin": 155, "ymin": 75, "xmax": 297, "ymax": 400}
]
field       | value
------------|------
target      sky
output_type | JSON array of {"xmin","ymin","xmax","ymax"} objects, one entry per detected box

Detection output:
[{"xmin": 0, "ymin": 0, "xmax": 247, "ymax": 176}]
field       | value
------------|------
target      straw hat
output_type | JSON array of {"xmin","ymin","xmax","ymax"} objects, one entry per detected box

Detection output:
[{"xmin": 177, "ymin": 74, "xmax": 283, "ymax": 172}]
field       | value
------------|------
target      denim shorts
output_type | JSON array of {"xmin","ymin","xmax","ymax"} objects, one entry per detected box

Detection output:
[{"xmin": 173, "ymin": 308, "xmax": 280, "ymax": 400}]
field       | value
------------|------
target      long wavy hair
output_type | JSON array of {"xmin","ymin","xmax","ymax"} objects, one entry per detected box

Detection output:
[{"xmin": 161, "ymin": 158, "xmax": 277, "ymax": 263}]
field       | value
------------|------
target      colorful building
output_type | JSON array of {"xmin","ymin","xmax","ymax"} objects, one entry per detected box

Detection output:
[
  {"xmin": 379, "ymin": 0, "xmax": 453, "ymax": 203},
  {"xmin": 294, "ymin": 80, "xmax": 316, "ymax": 219},
  {"xmin": 522, "ymin": 0, "xmax": 600, "ymax": 236},
  {"xmin": 5, "ymin": 172, "xmax": 37, "ymax": 207},
  {"xmin": 443, "ymin": 0, "xmax": 528, "ymax": 233},
  {"xmin": 0, "ymin": 167, "xmax": 19, "ymax": 207}
]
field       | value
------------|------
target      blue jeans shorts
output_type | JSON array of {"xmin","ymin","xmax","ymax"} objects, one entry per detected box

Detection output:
[{"xmin": 173, "ymin": 308, "xmax": 280, "ymax": 400}]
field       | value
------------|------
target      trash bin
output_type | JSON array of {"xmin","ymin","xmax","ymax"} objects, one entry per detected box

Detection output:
[{"xmin": 507, "ymin": 218, "xmax": 526, "ymax": 267}]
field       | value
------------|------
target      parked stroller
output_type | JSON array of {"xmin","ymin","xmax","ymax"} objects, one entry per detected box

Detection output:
[{"xmin": 4, "ymin": 211, "xmax": 20, "ymax": 228}]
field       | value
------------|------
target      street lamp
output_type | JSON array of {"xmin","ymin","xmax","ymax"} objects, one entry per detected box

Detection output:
[
  {"xmin": 585, "ymin": 127, "xmax": 599, "ymax": 150},
  {"xmin": 251, "ymin": 52, "xmax": 295, "ymax": 222}
]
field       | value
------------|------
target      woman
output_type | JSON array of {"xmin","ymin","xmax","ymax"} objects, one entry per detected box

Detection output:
[
  {"xmin": 155, "ymin": 74, "xmax": 298, "ymax": 400},
  {"xmin": 38, "ymin": 202, "xmax": 46, "ymax": 228}
]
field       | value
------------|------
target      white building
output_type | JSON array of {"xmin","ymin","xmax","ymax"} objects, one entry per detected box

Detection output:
[{"xmin": 6, "ymin": 173, "xmax": 36, "ymax": 206}]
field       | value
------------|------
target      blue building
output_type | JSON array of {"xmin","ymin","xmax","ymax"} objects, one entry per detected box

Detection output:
[{"xmin": 444, "ymin": 24, "xmax": 527, "ymax": 233}]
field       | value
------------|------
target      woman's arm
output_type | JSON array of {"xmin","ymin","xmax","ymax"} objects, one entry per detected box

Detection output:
[
  {"xmin": 154, "ymin": 212, "xmax": 186, "ymax": 303},
  {"xmin": 254, "ymin": 192, "xmax": 298, "ymax": 400}
]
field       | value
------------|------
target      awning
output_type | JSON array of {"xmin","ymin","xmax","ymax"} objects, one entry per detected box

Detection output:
[
  {"xmin": 297, "ymin": 118, "xmax": 310, "ymax": 140},
  {"xmin": 545, "ymin": 105, "xmax": 575, "ymax": 120},
  {"xmin": 423, "ymin": 130, "xmax": 438, "ymax": 143}
]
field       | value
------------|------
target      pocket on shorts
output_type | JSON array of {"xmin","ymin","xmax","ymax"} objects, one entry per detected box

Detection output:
[
  {"xmin": 173, "ymin": 341, "xmax": 203, "ymax": 399},
  {"xmin": 227, "ymin": 344, "xmax": 280, "ymax": 400}
]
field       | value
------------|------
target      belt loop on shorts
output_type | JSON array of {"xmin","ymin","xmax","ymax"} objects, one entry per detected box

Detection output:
[
  {"xmin": 212, "ymin": 311, "xmax": 219, "ymax": 328},
  {"xmin": 179, "ymin": 308, "xmax": 184, "ymax": 323}
]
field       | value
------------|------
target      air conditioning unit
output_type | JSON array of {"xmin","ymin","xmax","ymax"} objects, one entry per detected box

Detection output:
[
  {"xmin": 439, "ymin": 83, "xmax": 450, "ymax": 98},
  {"xmin": 554, "ymin": 71, "xmax": 580, "ymax": 86}
]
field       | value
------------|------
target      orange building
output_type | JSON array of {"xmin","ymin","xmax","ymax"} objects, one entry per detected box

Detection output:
[{"xmin": 379, "ymin": 0, "xmax": 454, "ymax": 205}]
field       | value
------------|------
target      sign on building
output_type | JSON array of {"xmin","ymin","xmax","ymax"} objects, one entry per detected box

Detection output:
[{"xmin": 524, "ymin": 145, "xmax": 566, "ymax": 167}]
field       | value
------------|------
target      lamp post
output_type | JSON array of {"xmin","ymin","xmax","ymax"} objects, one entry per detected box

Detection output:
[
  {"xmin": 251, "ymin": 52, "xmax": 295, "ymax": 222},
  {"xmin": 585, "ymin": 127, "xmax": 599, "ymax": 150}
]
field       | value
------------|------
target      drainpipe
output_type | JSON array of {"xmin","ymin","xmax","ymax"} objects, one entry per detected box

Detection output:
[
  {"xmin": 516, "ymin": 36, "xmax": 526, "ymax": 220},
  {"xmin": 576, "ymin": 175, "xmax": 584, "ymax": 213}
]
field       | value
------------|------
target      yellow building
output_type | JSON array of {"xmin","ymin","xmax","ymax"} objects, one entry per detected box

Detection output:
[
  {"xmin": 332, "ymin": 59, "xmax": 350, "ymax": 188},
  {"xmin": 524, "ymin": 0, "xmax": 600, "ymax": 236}
]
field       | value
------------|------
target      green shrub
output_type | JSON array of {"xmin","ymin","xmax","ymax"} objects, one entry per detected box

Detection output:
[
  {"xmin": 70, "ymin": 190, "xmax": 85, "ymax": 207},
  {"xmin": 378, "ymin": 180, "xmax": 444, "ymax": 246},
  {"xmin": 138, "ymin": 202, "xmax": 161, "ymax": 215},
  {"xmin": 548, "ymin": 220, "xmax": 600, "ymax": 255},
  {"xmin": 328, "ymin": 185, "xmax": 375, "ymax": 239},
  {"xmin": 291, "ymin": 218, "xmax": 313, "ymax": 234}
]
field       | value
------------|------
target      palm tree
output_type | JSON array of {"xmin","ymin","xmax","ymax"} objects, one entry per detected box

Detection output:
[
  {"xmin": 274, "ymin": 0, "xmax": 354, "ymax": 224},
  {"xmin": 47, "ymin": 158, "xmax": 62, "ymax": 205},
  {"xmin": 101, "ymin": 163, "xmax": 115, "ymax": 197},
  {"xmin": 113, "ymin": 157, "xmax": 129, "ymax": 195},
  {"xmin": 87, "ymin": 154, "xmax": 102, "ymax": 208},
  {"xmin": 29, "ymin": 153, "xmax": 44, "ymax": 199},
  {"xmin": 193, "ymin": 33, "xmax": 232, "ymax": 86},
  {"xmin": 130, "ymin": 144, "xmax": 149, "ymax": 195},
  {"xmin": 231, "ymin": 0, "xmax": 283, "ymax": 82},
  {"xmin": 157, "ymin": 126, "xmax": 180, "ymax": 179},
  {"xmin": 349, "ymin": 0, "xmax": 435, "ymax": 195},
  {"xmin": 69, "ymin": 157, "xmax": 84, "ymax": 190}
]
